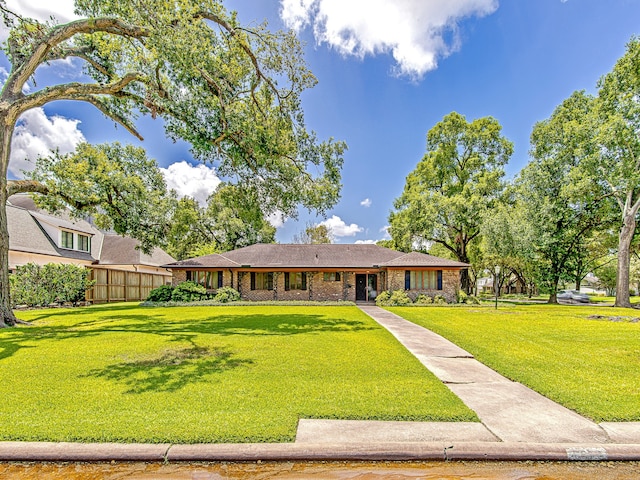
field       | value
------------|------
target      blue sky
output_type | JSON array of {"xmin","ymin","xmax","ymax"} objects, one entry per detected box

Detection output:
[{"xmin": 2, "ymin": 0, "xmax": 639, "ymax": 244}]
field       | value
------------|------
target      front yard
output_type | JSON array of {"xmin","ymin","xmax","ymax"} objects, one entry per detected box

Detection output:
[
  {"xmin": 389, "ymin": 304, "xmax": 640, "ymax": 422},
  {"xmin": 1, "ymin": 304, "xmax": 473, "ymax": 443}
]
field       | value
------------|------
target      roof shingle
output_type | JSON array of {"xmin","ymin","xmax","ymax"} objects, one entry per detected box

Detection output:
[{"xmin": 164, "ymin": 243, "xmax": 468, "ymax": 269}]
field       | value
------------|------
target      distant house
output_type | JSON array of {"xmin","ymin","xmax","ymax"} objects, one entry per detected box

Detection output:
[
  {"xmin": 164, "ymin": 243, "xmax": 468, "ymax": 303},
  {"xmin": 7, "ymin": 194, "xmax": 175, "ymax": 303}
]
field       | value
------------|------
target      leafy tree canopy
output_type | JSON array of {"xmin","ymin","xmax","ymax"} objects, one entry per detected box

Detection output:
[
  {"xmin": 166, "ymin": 183, "xmax": 276, "ymax": 260},
  {"xmin": 389, "ymin": 111, "xmax": 512, "ymax": 292},
  {"xmin": 0, "ymin": 0, "xmax": 345, "ymax": 326},
  {"xmin": 291, "ymin": 222, "xmax": 333, "ymax": 244}
]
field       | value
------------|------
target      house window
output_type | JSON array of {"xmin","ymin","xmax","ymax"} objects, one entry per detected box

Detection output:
[
  {"xmin": 61, "ymin": 231, "xmax": 74, "ymax": 249},
  {"xmin": 78, "ymin": 234, "xmax": 90, "ymax": 252},
  {"xmin": 251, "ymin": 272, "xmax": 273, "ymax": 290},
  {"xmin": 187, "ymin": 270, "xmax": 223, "ymax": 289},
  {"xmin": 285, "ymin": 272, "xmax": 306, "ymax": 291},
  {"xmin": 405, "ymin": 270, "xmax": 443, "ymax": 290},
  {"xmin": 323, "ymin": 272, "xmax": 341, "ymax": 282}
]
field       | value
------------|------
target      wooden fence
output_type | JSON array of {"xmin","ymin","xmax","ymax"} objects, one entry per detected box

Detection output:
[{"xmin": 87, "ymin": 268, "xmax": 169, "ymax": 303}]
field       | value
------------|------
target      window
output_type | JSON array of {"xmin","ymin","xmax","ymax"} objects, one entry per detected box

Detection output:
[
  {"xmin": 186, "ymin": 270, "xmax": 223, "ymax": 289},
  {"xmin": 323, "ymin": 272, "xmax": 341, "ymax": 282},
  {"xmin": 405, "ymin": 270, "xmax": 443, "ymax": 290},
  {"xmin": 61, "ymin": 231, "xmax": 74, "ymax": 249},
  {"xmin": 251, "ymin": 272, "xmax": 273, "ymax": 290},
  {"xmin": 285, "ymin": 272, "xmax": 306, "ymax": 291},
  {"xmin": 78, "ymin": 234, "xmax": 90, "ymax": 252}
]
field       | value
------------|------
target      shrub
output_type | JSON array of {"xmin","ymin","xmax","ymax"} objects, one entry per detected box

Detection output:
[
  {"xmin": 456, "ymin": 290, "xmax": 467, "ymax": 304},
  {"xmin": 10, "ymin": 263, "xmax": 93, "ymax": 307},
  {"xmin": 433, "ymin": 295, "xmax": 447, "ymax": 305},
  {"xmin": 171, "ymin": 281, "xmax": 207, "ymax": 302},
  {"xmin": 414, "ymin": 294, "xmax": 433, "ymax": 305},
  {"xmin": 465, "ymin": 295, "xmax": 481, "ymax": 305},
  {"xmin": 146, "ymin": 284, "xmax": 174, "ymax": 302},
  {"xmin": 375, "ymin": 290, "xmax": 391, "ymax": 306},
  {"xmin": 376, "ymin": 290, "xmax": 412, "ymax": 306},
  {"xmin": 213, "ymin": 286, "xmax": 240, "ymax": 303}
]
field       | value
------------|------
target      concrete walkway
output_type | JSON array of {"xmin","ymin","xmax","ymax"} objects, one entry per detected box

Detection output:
[{"xmin": 325, "ymin": 305, "xmax": 638, "ymax": 445}]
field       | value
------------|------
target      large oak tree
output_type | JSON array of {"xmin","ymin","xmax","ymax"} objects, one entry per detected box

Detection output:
[
  {"xmin": 594, "ymin": 37, "xmax": 640, "ymax": 307},
  {"xmin": 0, "ymin": 0, "xmax": 345, "ymax": 326},
  {"xmin": 389, "ymin": 112, "xmax": 512, "ymax": 293}
]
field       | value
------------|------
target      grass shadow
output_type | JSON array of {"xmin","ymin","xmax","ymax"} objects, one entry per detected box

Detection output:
[
  {"xmin": 83, "ymin": 344, "xmax": 252, "ymax": 394},
  {"xmin": 0, "ymin": 310, "xmax": 375, "ymax": 365}
]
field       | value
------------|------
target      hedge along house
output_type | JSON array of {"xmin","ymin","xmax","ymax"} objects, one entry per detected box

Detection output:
[{"xmin": 164, "ymin": 244, "xmax": 468, "ymax": 303}]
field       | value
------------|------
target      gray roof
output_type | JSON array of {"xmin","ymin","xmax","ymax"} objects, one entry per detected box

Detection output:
[
  {"xmin": 29, "ymin": 210, "xmax": 96, "ymax": 236},
  {"xmin": 7, "ymin": 195, "xmax": 174, "ymax": 267},
  {"xmin": 165, "ymin": 243, "xmax": 468, "ymax": 269},
  {"xmin": 99, "ymin": 235, "xmax": 176, "ymax": 266},
  {"xmin": 7, "ymin": 204, "xmax": 96, "ymax": 262},
  {"xmin": 380, "ymin": 251, "xmax": 468, "ymax": 268}
]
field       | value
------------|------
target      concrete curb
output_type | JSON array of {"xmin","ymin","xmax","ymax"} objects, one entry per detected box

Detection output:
[{"xmin": 1, "ymin": 441, "xmax": 640, "ymax": 462}]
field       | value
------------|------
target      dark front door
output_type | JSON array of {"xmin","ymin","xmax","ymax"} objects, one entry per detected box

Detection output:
[{"xmin": 356, "ymin": 274, "xmax": 367, "ymax": 301}]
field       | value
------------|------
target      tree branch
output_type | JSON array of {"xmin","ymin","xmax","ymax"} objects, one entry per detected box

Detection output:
[
  {"xmin": 13, "ymin": 72, "xmax": 145, "ymax": 115},
  {"xmin": 74, "ymin": 94, "xmax": 144, "ymax": 141},
  {"xmin": 4, "ymin": 17, "xmax": 149, "ymax": 99},
  {"xmin": 6, "ymin": 179, "xmax": 49, "ymax": 197}
]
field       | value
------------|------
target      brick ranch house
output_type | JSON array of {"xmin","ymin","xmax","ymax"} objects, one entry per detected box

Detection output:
[{"xmin": 164, "ymin": 243, "xmax": 468, "ymax": 303}]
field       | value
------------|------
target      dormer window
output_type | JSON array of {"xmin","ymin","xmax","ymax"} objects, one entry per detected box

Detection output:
[
  {"xmin": 78, "ymin": 234, "xmax": 90, "ymax": 252},
  {"xmin": 61, "ymin": 231, "xmax": 74, "ymax": 249},
  {"xmin": 60, "ymin": 230, "xmax": 91, "ymax": 252}
]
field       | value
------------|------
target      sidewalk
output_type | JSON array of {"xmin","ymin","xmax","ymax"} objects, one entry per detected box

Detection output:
[{"xmin": 354, "ymin": 305, "xmax": 640, "ymax": 444}]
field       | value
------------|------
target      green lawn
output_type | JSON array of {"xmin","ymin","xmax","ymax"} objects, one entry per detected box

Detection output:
[
  {"xmin": 388, "ymin": 305, "xmax": 640, "ymax": 422},
  {"xmin": 1, "ymin": 304, "xmax": 474, "ymax": 443}
]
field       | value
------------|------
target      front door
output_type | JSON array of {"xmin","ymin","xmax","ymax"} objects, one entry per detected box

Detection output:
[
  {"xmin": 356, "ymin": 274, "xmax": 367, "ymax": 301},
  {"xmin": 356, "ymin": 274, "xmax": 377, "ymax": 301}
]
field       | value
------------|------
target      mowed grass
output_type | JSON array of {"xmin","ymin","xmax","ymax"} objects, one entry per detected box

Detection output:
[
  {"xmin": 1, "ymin": 304, "xmax": 475, "ymax": 443},
  {"xmin": 388, "ymin": 305, "xmax": 640, "ymax": 422}
]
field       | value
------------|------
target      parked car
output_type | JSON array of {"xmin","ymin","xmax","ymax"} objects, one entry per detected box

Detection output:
[{"xmin": 557, "ymin": 290, "xmax": 590, "ymax": 303}]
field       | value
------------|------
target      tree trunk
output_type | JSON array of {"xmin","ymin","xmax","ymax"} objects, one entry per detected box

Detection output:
[
  {"xmin": 547, "ymin": 274, "xmax": 560, "ymax": 304},
  {"xmin": 615, "ymin": 212, "xmax": 636, "ymax": 308},
  {"xmin": 0, "ymin": 120, "xmax": 17, "ymax": 327}
]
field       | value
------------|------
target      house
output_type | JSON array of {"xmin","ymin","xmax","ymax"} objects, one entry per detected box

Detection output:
[
  {"xmin": 7, "ymin": 194, "xmax": 175, "ymax": 303},
  {"xmin": 164, "ymin": 243, "xmax": 468, "ymax": 303}
]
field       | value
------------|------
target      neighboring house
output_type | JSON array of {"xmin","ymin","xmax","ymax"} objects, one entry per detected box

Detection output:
[
  {"xmin": 7, "ymin": 194, "xmax": 175, "ymax": 303},
  {"xmin": 165, "ymin": 243, "xmax": 468, "ymax": 303}
]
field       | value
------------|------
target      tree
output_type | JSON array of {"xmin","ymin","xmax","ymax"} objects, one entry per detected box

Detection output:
[
  {"xmin": 291, "ymin": 222, "xmax": 333, "ymax": 244},
  {"xmin": 592, "ymin": 37, "xmax": 640, "ymax": 307},
  {"xmin": 0, "ymin": 0, "xmax": 345, "ymax": 326},
  {"xmin": 29, "ymin": 142, "xmax": 176, "ymax": 254},
  {"xmin": 480, "ymin": 202, "xmax": 536, "ymax": 297},
  {"xmin": 166, "ymin": 183, "xmax": 276, "ymax": 259},
  {"xmin": 389, "ymin": 112, "xmax": 513, "ymax": 293},
  {"xmin": 520, "ymin": 91, "xmax": 609, "ymax": 303}
]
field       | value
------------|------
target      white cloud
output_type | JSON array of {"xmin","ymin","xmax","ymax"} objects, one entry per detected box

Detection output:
[
  {"xmin": 5, "ymin": 0, "xmax": 78, "ymax": 23},
  {"xmin": 160, "ymin": 161, "xmax": 221, "ymax": 206},
  {"xmin": 9, "ymin": 108, "xmax": 85, "ymax": 177},
  {"xmin": 319, "ymin": 215, "xmax": 363, "ymax": 237},
  {"xmin": 380, "ymin": 225, "xmax": 391, "ymax": 240},
  {"xmin": 1, "ymin": 0, "xmax": 79, "ymax": 40},
  {"xmin": 355, "ymin": 239, "xmax": 377, "ymax": 244},
  {"xmin": 280, "ymin": 0, "xmax": 498, "ymax": 79},
  {"xmin": 360, "ymin": 198, "xmax": 372, "ymax": 207},
  {"xmin": 267, "ymin": 211, "xmax": 286, "ymax": 228}
]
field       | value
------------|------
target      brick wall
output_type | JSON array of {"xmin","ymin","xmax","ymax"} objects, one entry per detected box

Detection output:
[
  {"xmin": 170, "ymin": 268, "xmax": 461, "ymax": 303},
  {"xmin": 172, "ymin": 270, "xmax": 187, "ymax": 286},
  {"xmin": 387, "ymin": 268, "xmax": 460, "ymax": 303}
]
